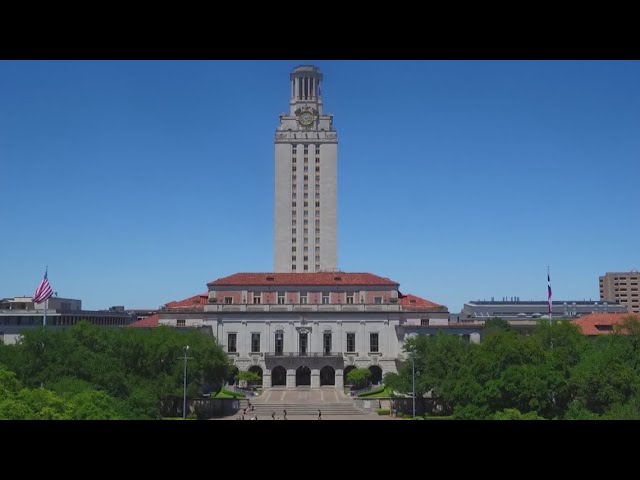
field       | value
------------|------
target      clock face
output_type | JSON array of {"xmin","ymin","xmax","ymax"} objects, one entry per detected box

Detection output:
[{"xmin": 299, "ymin": 111, "xmax": 314, "ymax": 126}]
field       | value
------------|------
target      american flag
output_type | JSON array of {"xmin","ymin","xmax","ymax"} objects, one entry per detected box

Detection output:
[
  {"xmin": 547, "ymin": 269, "xmax": 552, "ymax": 315},
  {"xmin": 33, "ymin": 269, "xmax": 53, "ymax": 304}
]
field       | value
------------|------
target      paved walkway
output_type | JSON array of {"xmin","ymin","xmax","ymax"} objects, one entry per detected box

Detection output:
[{"xmin": 216, "ymin": 413, "xmax": 398, "ymax": 420}]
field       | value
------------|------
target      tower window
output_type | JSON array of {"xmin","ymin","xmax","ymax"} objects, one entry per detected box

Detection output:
[
  {"xmin": 292, "ymin": 264, "xmax": 296, "ymax": 270},
  {"xmin": 292, "ymin": 157, "xmax": 297, "ymax": 163},
  {"xmin": 292, "ymin": 201, "xmax": 296, "ymax": 207},
  {"xmin": 315, "ymin": 147, "xmax": 320, "ymax": 154},
  {"xmin": 304, "ymin": 265, "xmax": 309, "ymax": 271},
  {"xmin": 315, "ymin": 166, "xmax": 320, "ymax": 172},
  {"xmin": 315, "ymin": 201, "xmax": 320, "ymax": 207}
]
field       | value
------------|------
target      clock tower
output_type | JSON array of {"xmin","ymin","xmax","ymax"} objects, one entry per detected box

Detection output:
[{"xmin": 274, "ymin": 65, "xmax": 338, "ymax": 273}]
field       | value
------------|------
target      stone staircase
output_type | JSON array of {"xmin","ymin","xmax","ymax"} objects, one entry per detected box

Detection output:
[
  {"xmin": 248, "ymin": 402, "xmax": 364, "ymax": 416},
  {"xmin": 240, "ymin": 387, "xmax": 368, "ymax": 417}
]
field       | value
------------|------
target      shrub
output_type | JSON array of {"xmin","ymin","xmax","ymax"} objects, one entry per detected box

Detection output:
[{"xmin": 376, "ymin": 408, "xmax": 390, "ymax": 416}]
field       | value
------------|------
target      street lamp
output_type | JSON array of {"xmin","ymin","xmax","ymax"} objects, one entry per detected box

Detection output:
[
  {"xmin": 408, "ymin": 351, "xmax": 416, "ymax": 420},
  {"xmin": 183, "ymin": 345, "xmax": 190, "ymax": 420}
]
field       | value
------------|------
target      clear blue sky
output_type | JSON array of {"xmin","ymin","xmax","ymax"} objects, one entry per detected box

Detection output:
[{"xmin": 1, "ymin": 60, "xmax": 639, "ymax": 312}]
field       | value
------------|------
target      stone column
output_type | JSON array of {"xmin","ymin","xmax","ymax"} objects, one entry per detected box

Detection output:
[
  {"xmin": 286, "ymin": 369, "xmax": 296, "ymax": 389},
  {"xmin": 262, "ymin": 371, "xmax": 272, "ymax": 389},
  {"xmin": 311, "ymin": 369, "xmax": 320, "ymax": 388},
  {"xmin": 335, "ymin": 369, "xmax": 344, "ymax": 389}
]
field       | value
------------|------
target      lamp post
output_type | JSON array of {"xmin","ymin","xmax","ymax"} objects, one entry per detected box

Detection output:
[
  {"xmin": 408, "ymin": 351, "xmax": 416, "ymax": 420},
  {"xmin": 182, "ymin": 345, "xmax": 190, "ymax": 420}
]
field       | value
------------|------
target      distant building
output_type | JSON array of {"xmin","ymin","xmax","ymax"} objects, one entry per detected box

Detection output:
[
  {"xmin": 573, "ymin": 313, "xmax": 640, "ymax": 336},
  {"xmin": 156, "ymin": 272, "xmax": 451, "ymax": 389},
  {"xmin": 599, "ymin": 271, "xmax": 640, "ymax": 314},
  {"xmin": 0, "ymin": 295, "xmax": 136, "ymax": 344},
  {"xmin": 452, "ymin": 298, "xmax": 628, "ymax": 323}
]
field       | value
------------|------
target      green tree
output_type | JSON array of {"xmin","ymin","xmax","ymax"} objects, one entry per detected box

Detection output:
[
  {"xmin": 346, "ymin": 368, "xmax": 370, "ymax": 388},
  {"xmin": 494, "ymin": 408, "xmax": 543, "ymax": 420}
]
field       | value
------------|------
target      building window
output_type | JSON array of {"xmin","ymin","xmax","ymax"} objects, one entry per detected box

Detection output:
[
  {"xmin": 346, "ymin": 293, "xmax": 354, "ymax": 304},
  {"xmin": 421, "ymin": 319, "xmax": 428, "ymax": 326},
  {"xmin": 304, "ymin": 264, "xmax": 309, "ymax": 271},
  {"xmin": 292, "ymin": 228, "xmax": 296, "ymax": 234},
  {"xmin": 300, "ymin": 293, "xmax": 308, "ymax": 304},
  {"xmin": 304, "ymin": 228, "xmax": 308, "ymax": 235},
  {"xmin": 323, "ymin": 332, "xmax": 331, "ymax": 354},
  {"xmin": 315, "ymin": 157, "xmax": 320, "ymax": 163},
  {"xmin": 304, "ymin": 166, "xmax": 308, "ymax": 172},
  {"xmin": 251, "ymin": 333, "xmax": 260, "ymax": 353},
  {"xmin": 322, "ymin": 293, "xmax": 330, "ymax": 304},
  {"xmin": 315, "ymin": 201, "xmax": 320, "ymax": 207},
  {"xmin": 292, "ymin": 210, "xmax": 297, "ymax": 216},
  {"xmin": 228, "ymin": 333, "xmax": 237, "ymax": 353},
  {"xmin": 177, "ymin": 319, "xmax": 186, "ymax": 327},
  {"xmin": 304, "ymin": 256, "xmax": 309, "ymax": 261},
  {"xmin": 315, "ymin": 255, "xmax": 320, "ymax": 262},
  {"xmin": 374, "ymin": 297, "xmax": 383, "ymax": 304},
  {"xmin": 278, "ymin": 292, "xmax": 285, "ymax": 304},
  {"xmin": 275, "ymin": 332, "xmax": 284, "ymax": 354},
  {"xmin": 292, "ymin": 264, "xmax": 296, "ymax": 270},
  {"xmin": 292, "ymin": 165, "xmax": 297, "ymax": 172},
  {"xmin": 292, "ymin": 246, "xmax": 296, "ymax": 252},
  {"xmin": 315, "ymin": 147, "xmax": 320, "ymax": 154},
  {"xmin": 315, "ymin": 166, "xmax": 320, "ymax": 172},
  {"xmin": 315, "ymin": 228, "xmax": 320, "ymax": 234},
  {"xmin": 292, "ymin": 201, "xmax": 296, "ymax": 208},
  {"xmin": 292, "ymin": 255, "xmax": 297, "ymax": 261},
  {"xmin": 315, "ymin": 237, "xmax": 320, "ymax": 244},
  {"xmin": 304, "ymin": 147, "xmax": 308, "ymax": 154},
  {"xmin": 370, "ymin": 333, "xmax": 379, "ymax": 352},
  {"xmin": 292, "ymin": 237, "xmax": 296, "ymax": 243},
  {"xmin": 347, "ymin": 333, "xmax": 356, "ymax": 353},
  {"xmin": 292, "ymin": 219, "xmax": 297, "ymax": 226},
  {"xmin": 225, "ymin": 297, "xmax": 233, "ymax": 304},
  {"xmin": 304, "ymin": 201, "xmax": 308, "ymax": 207},
  {"xmin": 315, "ymin": 264, "xmax": 320, "ymax": 271}
]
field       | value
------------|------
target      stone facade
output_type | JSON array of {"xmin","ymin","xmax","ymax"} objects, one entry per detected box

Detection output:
[{"xmin": 158, "ymin": 272, "xmax": 451, "ymax": 389}]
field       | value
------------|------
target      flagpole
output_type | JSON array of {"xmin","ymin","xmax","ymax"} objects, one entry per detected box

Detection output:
[
  {"xmin": 548, "ymin": 266, "xmax": 552, "ymax": 326},
  {"xmin": 44, "ymin": 297, "xmax": 48, "ymax": 327}
]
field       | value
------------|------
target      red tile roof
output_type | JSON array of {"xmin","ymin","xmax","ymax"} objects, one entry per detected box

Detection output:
[
  {"xmin": 164, "ymin": 293, "xmax": 208, "ymax": 311},
  {"xmin": 207, "ymin": 272, "xmax": 400, "ymax": 287},
  {"xmin": 129, "ymin": 313, "xmax": 159, "ymax": 328},
  {"xmin": 573, "ymin": 313, "xmax": 640, "ymax": 336},
  {"xmin": 399, "ymin": 293, "xmax": 442, "ymax": 310}
]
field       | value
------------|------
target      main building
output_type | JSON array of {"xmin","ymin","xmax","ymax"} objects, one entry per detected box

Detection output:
[{"xmin": 154, "ymin": 65, "xmax": 459, "ymax": 389}]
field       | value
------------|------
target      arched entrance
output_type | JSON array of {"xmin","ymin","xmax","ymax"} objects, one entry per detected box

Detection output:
[
  {"xmin": 320, "ymin": 366, "xmax": 335, "ymax": 386},
  {"xmin": 368, "ymin": 365, "xmax": 383, "ymax": 385},
  {"xmin": 227, "ymin": 366, "xmax": 239, "ymax": 386},
  {"xmin": 272, "ymin": 366, "xmax": 287, "ymax": 387},
  {"xmin": 296, "ymin": 366, "xmax": 311, "ymax": 386},
  {"xmin": 247, "ymin": 365, "xmax": 263, "ymax": 388},
  {"xmin": 343, "ymin": 365, "xmax": 356, "ymax": 385}
]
